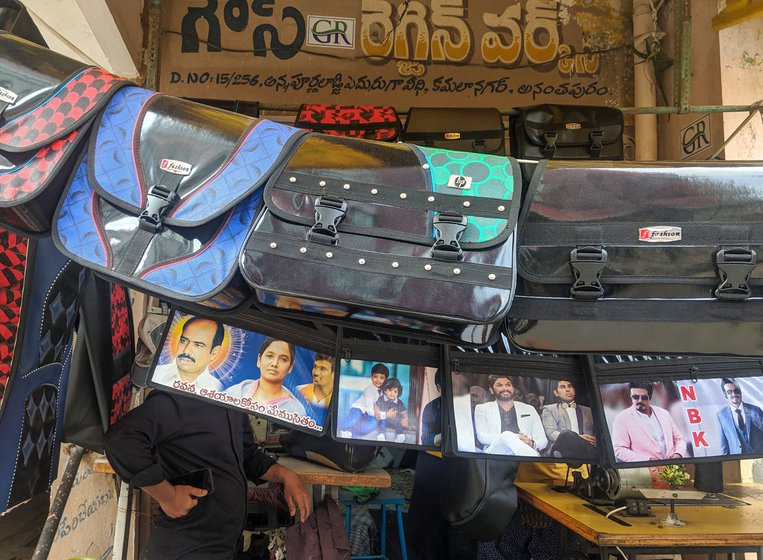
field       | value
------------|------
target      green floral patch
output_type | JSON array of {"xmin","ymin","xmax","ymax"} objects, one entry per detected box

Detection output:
[{"xmin": 417, "ymin": 146, "xmax": 514, "ymax": 244}]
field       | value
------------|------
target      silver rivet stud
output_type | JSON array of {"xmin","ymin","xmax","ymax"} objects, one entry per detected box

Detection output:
[
  {"xmin": 299, "ymin": 247, "xmax": 307, "ymax": 254},
  {"xmin": 289, "ymin": 176, "xmax": 296, "ymax": 183},
  {"xmin": 463, "ymin": 200, "xmax": 471, "ymax": 207},
  {"xmin": 488, "ymin": 273, "xmax": 496, "ymax": 281},
  {"xmin": 319, "ymin": 180, "xmax": 326, "ymax": 187},
  {"xmin": 453, "ymin": 268, "xmax": 461, "ymax": 275},
  {"xmin": 392, "ymin": 261, "xmax": 399, "ymax": 268},
  {"xmin": 371, "ymin": 188, "xmax": 378, "ymax": 195},
  {"xmin": 358, "ymin": 258, "xmax": 366, "ymax": 265},
  {"xmin": 427, "ymin": 196, "xmax": 435, "ymax": 202},
  {"xmin": 498, "ymin": 205, "xmax": 506, "ymax": 212},
  {"xmin": 326, "ymin": 252, "xmax": 333, "ymax": 258},
  {"xmin": 424, "ymin": 264, "xmax": 432, "ymax": 271},
  {"xmin": 343, "ymin": 183, "xmax": 351, "ymax": 190},
  {"xmin": 269, "ymin": 242, "xmax": 277, "ymax": 249},
  {"xmin": 400, "ymin": 193, "xmax": 407, "ymax": 199},
  {"xmin": 422, "ymin": 163, "xmax": 430, "ymax": 170}
]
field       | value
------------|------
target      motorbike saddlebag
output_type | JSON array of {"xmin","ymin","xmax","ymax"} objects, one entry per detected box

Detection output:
[
  {"xmin": 509, "ymin": 104, "xmax": 623, "ymax": 185},
  {"xmin": 0, "ymin": 32, "xmax": 129, "ymax": 236},
  {"xmin": 239, "ymin": 133, "xmax": 521, "ymax": 345},
  {"xmin": 53, "ymin": 86, "xmax": 306, "ymax": 310},
  {"xmin": 0, "ymin": 229, "xmax": 82, "ymax": 513},
  {"xmin": 403, "ymin": 107, "xmax": 506, "ymax": 155},
  {"xmin": 507, "ymin": 160, "xmax": 763, "ymax": 356},
  {"xmin": 294, "ymin": 104, "xmax": 401, "ymax": 141}
]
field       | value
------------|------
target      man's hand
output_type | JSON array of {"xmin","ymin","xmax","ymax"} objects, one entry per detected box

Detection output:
[
  {"xmin": 517, "ymin": 432, "xmax": 534, "ymax": 448},
  {"xmin": 580, "ymin": 434, "xmax": 597, "ymax": 446},
  {"xmin": 262, "ymin": 463, "xmax": 312, "ymax": 523},
  {"xmin": 281, "ymin": 471, "xmax": 312, "ymax": 523},
  {"xmin": 142, "ymin": 480, "xmax": 207, "ymax": 519},
  {"xmin": 670, "ymin": 453, "xmax": 682, "ymax": 459}
]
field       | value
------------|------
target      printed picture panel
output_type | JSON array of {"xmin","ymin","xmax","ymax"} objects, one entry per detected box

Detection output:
[
  {"xmin": 599, "ymin": 375, "xmax": 763, "ymax": 465},
  {"xmin": 335, "ymin": 359, "xmax": 441, "ymax": 449},
  {"xmin": 149, "ymin": 310, "xmax": 333, "ymax": 433},
  {"xmin": 450, "ymin": 370, "xmax": 599, "ymax": 461}
]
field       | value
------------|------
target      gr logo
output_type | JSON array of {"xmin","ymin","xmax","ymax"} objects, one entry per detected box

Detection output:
[
  {"xmin": 307, "ymin": 16, "xmax": 355, "ymax": 49},
  {"xmin": 447, "ymin": 175, "xmax": 472, "ymax": 189},
  {"xmin": 680, "ymin": 115, "xmax": 711, "ymax": 159}
]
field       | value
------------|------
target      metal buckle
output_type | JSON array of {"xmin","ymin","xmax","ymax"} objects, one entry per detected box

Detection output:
[
  {"xmin": 432, "ymin": 212, "xmax": 468, "ymax": 261},
  {"xmin": 569, "ymin": 246, "xmax": 607, "ymax": 301},
  {"xmin": 714, "ymin": 247, "xmax": 757, "ymax": 301},
  {"xmin": 589, "ymin": 130, "xmax": 604, "ymax": 158},
  {"xmin": 307, "ymin": 195, "xmax": 347, "ymax": 245},
  {"xmin": 139, "ymin": 184, "xmax": 179, "ymax": 233},
  {"xmin": 543, "ymin": 132, "xmax": 557, "ymax": 157}
]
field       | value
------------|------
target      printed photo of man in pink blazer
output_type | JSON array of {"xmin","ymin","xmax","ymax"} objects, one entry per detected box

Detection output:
[{"xmin": 612, "ymin": 382, "xmax": 687, "ymax": 463}]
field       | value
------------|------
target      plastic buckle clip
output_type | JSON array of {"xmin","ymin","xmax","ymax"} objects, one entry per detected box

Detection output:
[
  {"xmin": 139, "ymin": 184, "xmax": 179, "ymax": 233},
  {"xmin": 543, "ymin": 132, "xmax": 558, "ymax": 157},
  {"xmin": 307, "ymin": 195, "xmax": 347, "ymax": 245},
  {"xmin": 569, "ymin": 246, "xmax": 607, "ymax": 301},
  {"xmin": 589, "ymin": 130, "xmax": 604, "ymax": 158},
  {"xmin": 715, "ymin": 247, "xmax": 757, "ymax": 301},
  {"xmin": 432, "ymin": 212, "xmax": 468, "ymax": 261}
]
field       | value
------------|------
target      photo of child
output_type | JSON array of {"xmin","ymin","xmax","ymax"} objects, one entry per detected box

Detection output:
[
  {"xmin": 338, "ymin": 363, "xmax": 390, "ymax": 439},
  {"xmin": 335, "ymin": 358, "xmax": 439, "ymax": 448},
  {"xmin": 374, "ymin": 378, "xmax": 409, "ymax": 443}
]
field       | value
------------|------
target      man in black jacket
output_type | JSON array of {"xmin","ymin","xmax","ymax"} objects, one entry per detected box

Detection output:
[{"xmin": 105, "ymin": 390, "xmax": 311, "ymax": 559}]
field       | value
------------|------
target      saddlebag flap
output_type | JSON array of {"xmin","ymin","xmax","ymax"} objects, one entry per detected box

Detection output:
[
  {"xmin": 508, "ymin": 159, "xmax": 763, "ymax": 356},
  {"xmin": 53, "ymin": 86, "xmax": 305, "ymax": 309},
  {"xmin": 240, "ymin": 133, "xmax": 521, "ymax": 345}
]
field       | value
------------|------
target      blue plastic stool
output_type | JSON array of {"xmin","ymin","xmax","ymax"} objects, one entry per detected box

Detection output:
[{"xmin": 340, "ymin": 488, "xmax": 408, "ymax": 560}]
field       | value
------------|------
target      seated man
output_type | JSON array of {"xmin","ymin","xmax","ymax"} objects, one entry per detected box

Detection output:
[
  {"xmin": 474, "ymin": 375, "xmax": 547, "ymax": 456},
  {"xmin": 541, "ymin": 378, "xmax": 597, "ymax": 458}
]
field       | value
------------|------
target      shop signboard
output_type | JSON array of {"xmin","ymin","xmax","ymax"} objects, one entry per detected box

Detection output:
[{"xmin": 159, "ymin": 0, "xmax": 633, "ymax": 107}]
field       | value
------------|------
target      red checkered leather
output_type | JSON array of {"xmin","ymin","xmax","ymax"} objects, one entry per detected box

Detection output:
[
  {"xmin": 0, "ymin": 229, "xmax": 28, "ymax": 409},
  {"xmin": 0, "ymin": 132, "xmax": 79, "ymax": 202},
  {"xmin": 295, "ymin": 104, "xmax": 401, "ymax": 141},
  {"xmin": 0, "ymin": 68, "xmax": 126, "ymax": 151}
]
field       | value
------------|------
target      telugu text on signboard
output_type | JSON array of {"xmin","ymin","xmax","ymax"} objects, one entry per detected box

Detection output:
[{"xmin": 159, "ymin": 0, "xmax": 633, "ymax": 108}]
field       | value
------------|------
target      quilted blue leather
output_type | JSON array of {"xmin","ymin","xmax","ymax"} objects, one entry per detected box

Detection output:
[
  {"xmin": 56, "ymin": 154, "xmax": 109, "ymax": 268},
  {"xmin": 90, "ymin": 86, "xmax": 155, "ymax": 208},
  {"xmin": 140, "ymin": 190, "xmax": 262, "ymax": 299},
  {"xmin": 170, "ymin": 120, "xmax": 299, "ymax": 222}
]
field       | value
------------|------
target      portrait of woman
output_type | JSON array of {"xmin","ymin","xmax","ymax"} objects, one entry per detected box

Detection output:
[{"xmin": 225, "ymin": 337, "xmax": 306, "ymax": 415}]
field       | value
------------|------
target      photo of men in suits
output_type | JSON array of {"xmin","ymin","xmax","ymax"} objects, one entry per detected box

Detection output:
[
  {"xmin": 611, "ymin": 382, "xmax": 687, "ymax": 463},
  {"xmin": 717, "ymin": 378, "xmax": 763, "ymax": 455},
  {"xmin": 541, "ymin": 379, "xmax": 597, "ymax": 459},
  {"xmin": 473, "ymin": 375, "xmax": 547, "ymax": 456}
]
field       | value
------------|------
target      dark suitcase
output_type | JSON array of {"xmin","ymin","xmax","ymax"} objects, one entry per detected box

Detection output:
[
  {"xmin": 507, "ymin": 159, "xmax": 763, "ymax": 356},
  {"xmin": 53, "ymin": 86, "xmax": 305, "ymax": 310},
  {"xmin": 403, "ymin": 107, "xmax": 505, "ymax": 155},
  {"xmin": 239, "ymin": 133, "xmax": 521, "ymax": 345},
  {"xmin": 509, "ymin": 104, "xmax": 623, "ymax": 185},
  {"xmin": 0, "ymin": 32, "xmax": 129, "ymax": 235},
  {"xmin": 0, "ymin": 229, "xmax": 82, "ymax": 513},
  {"xmin": 295, "ymin": 104, "xmax": 401, "ymax": 141}
]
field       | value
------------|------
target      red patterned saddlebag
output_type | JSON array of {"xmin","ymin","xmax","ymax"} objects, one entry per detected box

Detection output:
[
  {"xmin": 0, "ymin": 32, "xmax": 129, "ymax": 236},
  {"xmin": 294, "ymin": 104, "xmax": 401, "ymax": 141}
]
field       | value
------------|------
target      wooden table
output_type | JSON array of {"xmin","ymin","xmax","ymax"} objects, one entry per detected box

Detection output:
[
  {"xmin": 516, "ymin": 482, "xmax": 763, "ymax": 559},
  {"xmin": 95, "ymin": 455, "xmax": 391, "ymax": 560}
]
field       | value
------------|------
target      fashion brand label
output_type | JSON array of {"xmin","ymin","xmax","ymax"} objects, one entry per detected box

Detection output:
[
  {"xmin": 444, "ymin": 132, "xmax": 461, "ymax": 140},
  {"xmin": 638, "ymin": 226, "xmax": 682, "ymax": 242},
  {"xmin": 160, "ymin": 159, "xmax": 192, "ymax": 176},
  {"xmin": 0, "ymin": 86, "xmax": 18, "ymax": 105},
  {"xmin": 447, "ymin": 174, "xmax": 472, "ymax": 189},
  {"xmin": 565, "ymin": 122, "xmax": 582, "ymax": 130}
]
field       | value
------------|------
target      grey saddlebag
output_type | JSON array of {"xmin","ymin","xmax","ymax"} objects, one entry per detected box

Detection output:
[
  {"xmin": 507, "ymin": 160, "xmax": 763, "ymax": 356},
  {"xmin": 239, "ymin": 133, "xmax": 521, "ymax": 345}
]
